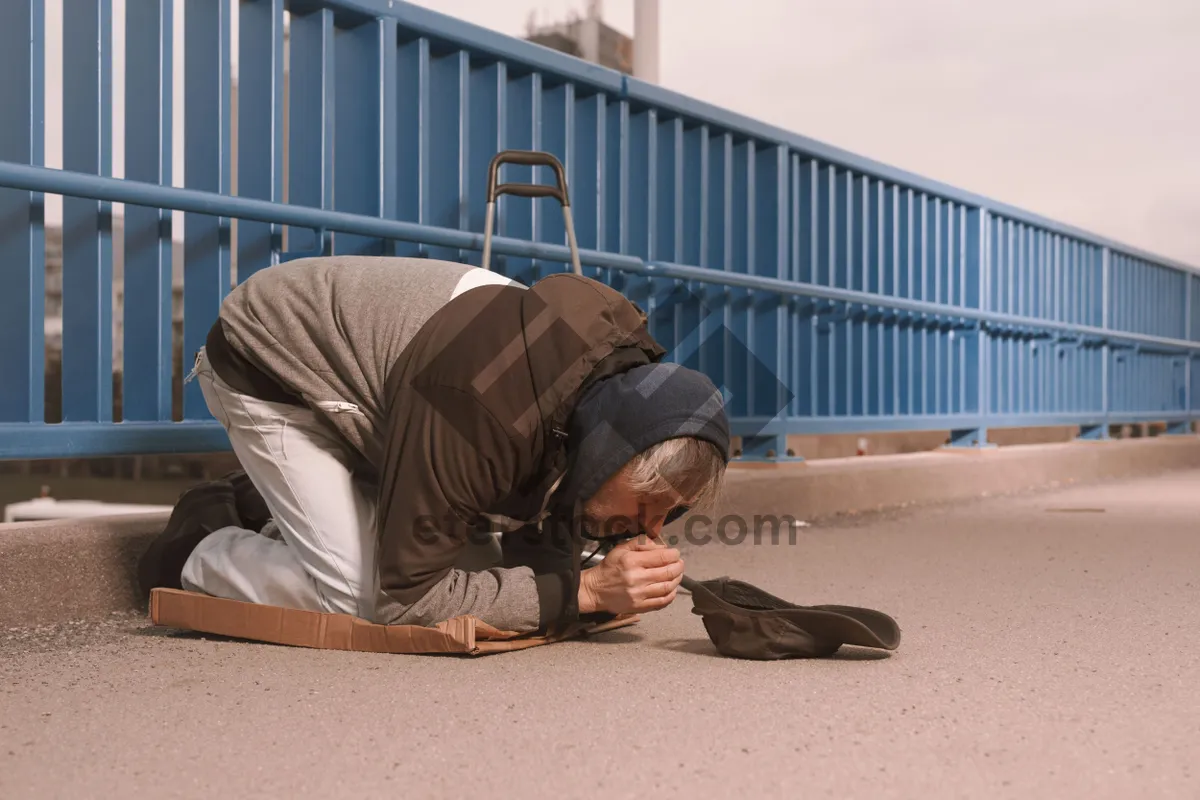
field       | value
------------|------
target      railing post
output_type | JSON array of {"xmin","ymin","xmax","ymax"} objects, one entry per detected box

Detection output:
[
  {"xmin": 182, "ymin": 0, "xmax": 233, "ymax": 419},
  {"xmin": 124, "ymin": 0, "xmax": 175, "ymax": 422},
  {"xmin": 61, "ymin": 0, "xmax": 114, "ymax": 424},
  {"xmin": 737, "ymin": 144, "xmax": 796, "ymax": 461},
  {"xmin": 0, "ymin": 0, "xmax": 46, "ymax": 425},
  {"xmin": 947, "ymin": 206, "xmax": 989, "ymax": 448},
  {"xmin": 1080, "ymin": 246, "xmax": 1112, "ymax": 440},
  {"xmin": 1180, "ymin": 275, "xmax": 1190, "ymax": 419},
  {"xmin": 1187, "ymin": 274, "xmax": 1193, "ymax": 421},
  {"xmin": 379, "ymin": 17, "xmax": 399, "ymax": 256},
  {"xmin": 1166, "ymin": 276, "xmax": 1194, "ymax": 435},
  {"xmin": 234, "ymin": 0, "xmax": 286, "ymax": 279}
]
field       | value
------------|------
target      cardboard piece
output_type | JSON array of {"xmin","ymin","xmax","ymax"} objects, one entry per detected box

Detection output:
[{"xmin": 149, "ymin": 588, "xmax": 639, "ymax": 656}]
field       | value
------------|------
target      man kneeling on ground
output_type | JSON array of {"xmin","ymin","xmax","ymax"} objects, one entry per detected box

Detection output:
[{"xmin": 138, "ymin": 256, "xmax": 730, "ymax": 632}]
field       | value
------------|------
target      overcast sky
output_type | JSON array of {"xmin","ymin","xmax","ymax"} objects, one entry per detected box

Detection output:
[
  {"xmin": 40, "ymin": 0, "xmax": 1198, "ymax": 268},
  {"xmin": 409, "ymin": 0, "xmax": 1200, "ymax": 268}
]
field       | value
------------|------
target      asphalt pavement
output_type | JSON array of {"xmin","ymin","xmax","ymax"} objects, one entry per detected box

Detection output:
[{"xmin": 3, "ymin": 471, "xmax": 1198, "ymax": 799}]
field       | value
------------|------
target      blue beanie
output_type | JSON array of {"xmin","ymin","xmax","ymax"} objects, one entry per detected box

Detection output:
[{"xmin": 556, "ymin": 362, "xmax": 730, "ymax": 506}]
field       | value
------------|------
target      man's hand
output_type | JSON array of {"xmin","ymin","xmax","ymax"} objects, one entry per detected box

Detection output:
[{"xmin": 577, "ymin": 536, "xmax": 684, "ymax": 615}]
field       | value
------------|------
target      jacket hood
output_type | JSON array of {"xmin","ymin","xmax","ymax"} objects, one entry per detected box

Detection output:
[{"xmin": 556, "ymin": 361, "xmax": 731, "ymax": 507}]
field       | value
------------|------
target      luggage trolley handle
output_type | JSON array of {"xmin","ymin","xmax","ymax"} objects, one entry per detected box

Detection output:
[{"xmin": 481, "ymin": 150, "xmax": 583, "ymax": 276}]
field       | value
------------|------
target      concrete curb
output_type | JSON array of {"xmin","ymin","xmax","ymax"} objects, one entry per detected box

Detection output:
[
  {"xmin": 2, "ymin": 437, "xmax": 1199, "ymax": 628},
  {"xmin": 1, "ymin": 512, "xmax": 169, "ymax": 629},
  {"xmin": 716, "ymin": 436, "xmax": 1200, "ymax": 522}
]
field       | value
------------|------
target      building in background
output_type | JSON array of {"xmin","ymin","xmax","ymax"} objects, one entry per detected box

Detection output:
[{"xmin": 523, "ymin": 0, "xmax": 658, "ymax": 82}]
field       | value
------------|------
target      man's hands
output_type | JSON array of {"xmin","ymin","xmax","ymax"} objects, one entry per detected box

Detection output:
[{"xmin": 577, "ymin": 536, "xmax": 684, "ymax": 615}]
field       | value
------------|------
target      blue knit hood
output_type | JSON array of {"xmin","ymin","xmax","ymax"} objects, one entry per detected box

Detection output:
[{"xmin": 556, "ymin": 362, "xmax": 731, "ymax": 508}]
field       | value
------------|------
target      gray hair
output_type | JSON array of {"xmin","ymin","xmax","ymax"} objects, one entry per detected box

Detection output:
[{"xmin": 620, "ymin": 436, "xmax": 727, "ymax": 512}]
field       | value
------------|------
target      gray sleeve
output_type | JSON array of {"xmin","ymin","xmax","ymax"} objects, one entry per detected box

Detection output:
[{"xmin": 372, "ymin": 563, "xmax": 545, "ymax": 633}]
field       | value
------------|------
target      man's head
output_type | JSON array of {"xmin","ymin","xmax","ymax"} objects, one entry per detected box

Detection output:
[
  {"xmin": 581, "ymin": 435, "xmax": 727, "ymax": 540},
  {"xmin": 561, "ymin": 361, "xmax": 731, "ymax": 538}
]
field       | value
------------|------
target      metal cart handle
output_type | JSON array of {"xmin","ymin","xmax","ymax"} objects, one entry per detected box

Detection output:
[{"xmin": 481, "ymin": 150, "xmax": 582, "ymax": 276}]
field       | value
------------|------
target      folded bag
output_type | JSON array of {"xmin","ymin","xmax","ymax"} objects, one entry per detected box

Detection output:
[{"xmin": 681, "ymin": 575, "xmax": 902, "ymax": 660}]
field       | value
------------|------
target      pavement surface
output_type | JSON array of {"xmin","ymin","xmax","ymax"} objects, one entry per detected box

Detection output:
[{"xmin": 3, "ymin": 471, "xmax": 1199, "ymax": 799}]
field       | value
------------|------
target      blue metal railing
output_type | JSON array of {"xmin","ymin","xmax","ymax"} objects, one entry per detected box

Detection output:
[{"xmin": 0, "ymin": 0, "xmax": 1196, "ymax": 460}]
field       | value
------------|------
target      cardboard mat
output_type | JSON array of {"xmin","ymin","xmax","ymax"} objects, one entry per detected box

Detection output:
[{"xmin": 149, "ymin": 588, "xmax": 639, "ymax": 656}]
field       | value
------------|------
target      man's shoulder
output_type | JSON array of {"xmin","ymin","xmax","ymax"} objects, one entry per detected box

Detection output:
[
  {"xmin": 385, "ymin": 271, "xmax": 652, "ymax": 438},
  {"xmin": 236, "ymin": 256, "xmax": 478, "ymax": 293}
]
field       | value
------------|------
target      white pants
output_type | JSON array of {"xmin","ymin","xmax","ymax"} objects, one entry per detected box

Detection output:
[
  {"xmin": 182, "ymin": 348, "xmax": 384, "ymax": 616},
  {"xmin": 181, "ymin": 268, "xmax": 514, "ymax": 618}
]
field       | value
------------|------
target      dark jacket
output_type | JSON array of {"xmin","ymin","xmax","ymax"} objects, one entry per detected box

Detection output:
[{"xmin": 369, "ymin": 271, "xmax": 667, "ymax": 629}]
